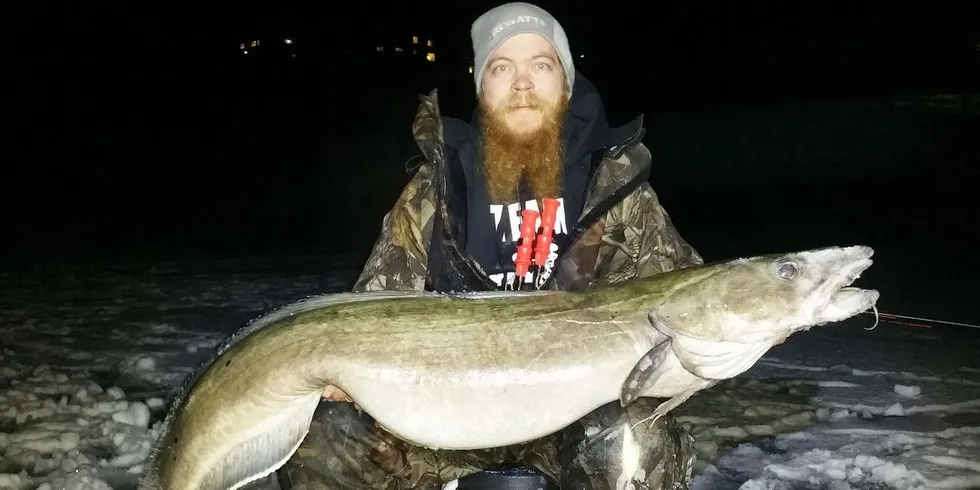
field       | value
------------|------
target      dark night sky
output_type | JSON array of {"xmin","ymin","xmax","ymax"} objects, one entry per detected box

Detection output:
[
  {"xmin": 14, "ymin": 0, "xmax": 978, "ymax": 81},
  {"xmin": 5, "ymin": 0, "xmax": 979, "ymax": 262},
  {"xmin": 11, "ymin": 0, "xmax": 977, "ymax": 116}
]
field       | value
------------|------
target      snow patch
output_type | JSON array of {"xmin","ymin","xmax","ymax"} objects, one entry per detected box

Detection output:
[{"xmin": 2, "ymin": 254, "xmax": 978, "ymax": 489}]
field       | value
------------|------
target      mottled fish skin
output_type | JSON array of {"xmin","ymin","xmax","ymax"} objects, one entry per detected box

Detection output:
[{"xmin": 139, "ymin": 246, "xmax": 878, "ymax": 490}]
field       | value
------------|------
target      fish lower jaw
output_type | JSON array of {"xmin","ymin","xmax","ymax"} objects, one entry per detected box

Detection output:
[{"xmin": 812, "ymin": 287, "xmax": 880, "ymax": 325}]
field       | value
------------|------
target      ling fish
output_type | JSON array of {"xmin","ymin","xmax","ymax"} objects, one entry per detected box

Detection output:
[{"xmin": 138, "ymin": 245, "xmax": 879, "ymax": 490}]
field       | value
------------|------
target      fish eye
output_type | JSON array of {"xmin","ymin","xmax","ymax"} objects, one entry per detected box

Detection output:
[{"xmin": 776, "ymin": 261, "xmax": 799, "ymax": 280}]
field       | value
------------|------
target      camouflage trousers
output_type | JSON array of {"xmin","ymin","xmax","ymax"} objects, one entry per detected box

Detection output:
[{"xmin": 276, "ymin": 398, "xmax": 695, "ymax": 490}]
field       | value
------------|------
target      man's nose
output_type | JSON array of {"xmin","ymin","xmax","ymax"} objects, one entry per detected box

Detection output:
[{"xmin": 511, "ymin": 70, "xmax": 533, "ymax": 92}]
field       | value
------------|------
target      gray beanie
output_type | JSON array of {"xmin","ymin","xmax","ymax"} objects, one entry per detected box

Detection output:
[{"xmin": 470, "ymin": 2, "xmax": 575, "ymax": 97}]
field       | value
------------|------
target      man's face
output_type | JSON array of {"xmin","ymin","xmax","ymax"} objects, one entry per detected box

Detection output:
[{"xmin": 480, "ymin": 33, "xmax": 566, "ymax": 136}]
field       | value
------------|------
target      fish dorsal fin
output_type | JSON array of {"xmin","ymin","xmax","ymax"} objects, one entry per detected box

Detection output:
[{"xmin": 619, "ymin": 340, "xmax": 672, "ymax": 407}]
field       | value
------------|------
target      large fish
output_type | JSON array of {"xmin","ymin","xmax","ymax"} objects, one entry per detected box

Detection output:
[{"xmin": 138, "ymin": 245, "xmax": 878, "ymax": 490}]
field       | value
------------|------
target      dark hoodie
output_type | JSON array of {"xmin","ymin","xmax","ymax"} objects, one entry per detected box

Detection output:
[{"xmin": 425, "ymin": 73, "xmax": 644, "ymax": 292}]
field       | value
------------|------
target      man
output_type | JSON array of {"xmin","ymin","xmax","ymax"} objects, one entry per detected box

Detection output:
[{"xmin": 278, "ymin": 3, "xmax": 703, "ymax": 490}]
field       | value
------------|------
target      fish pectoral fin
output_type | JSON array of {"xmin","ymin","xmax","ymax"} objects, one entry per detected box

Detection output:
[{"xmin": 620, "ymin": 340, "xmax": 672, "ymax": 407}]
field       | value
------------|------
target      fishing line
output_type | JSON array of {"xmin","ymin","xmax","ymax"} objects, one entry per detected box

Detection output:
[{"xmin": 861, "ymin": 311, "xmax": 980, "ymax": 330}]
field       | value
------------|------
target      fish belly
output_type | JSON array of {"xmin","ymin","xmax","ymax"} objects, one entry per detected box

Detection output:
[{"xmin": 342, "ymin": 365, "xmax": 628, "ymax": 449}]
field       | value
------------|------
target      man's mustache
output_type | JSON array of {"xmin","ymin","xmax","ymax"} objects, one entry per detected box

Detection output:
[{"xmin": 505, "ymin": 94, "xmax": 544, "ymax": 112}]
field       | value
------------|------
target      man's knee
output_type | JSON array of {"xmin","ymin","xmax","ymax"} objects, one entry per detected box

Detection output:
[
  {"xmin": 557, "ymin": 399, "xmax": 695, "ymax": 490},
  {"xmin": 629, "ymin": 401, "xmax": 695, "ymax": 490}
]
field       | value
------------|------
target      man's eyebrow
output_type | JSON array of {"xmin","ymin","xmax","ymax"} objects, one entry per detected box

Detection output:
[
  {"xmin": 488, "ymin": 53, "xmax": 558, "ymax": 65},
  {"xmin": 532, "ymin": 53, "xmax": 559, "ymax": 64},
  {"xmin": 487, "ymin": 55, "xmax": 514, "ymax": 65}
]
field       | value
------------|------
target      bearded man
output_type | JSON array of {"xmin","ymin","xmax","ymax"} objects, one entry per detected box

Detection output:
[{"xmin": 277, "ymin": 3, "xmax": 704, "ymax": 490}]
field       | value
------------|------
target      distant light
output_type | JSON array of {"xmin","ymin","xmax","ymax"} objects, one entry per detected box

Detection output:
[
  {"xmin": 426, "ymin": 52, "xmax": 436, "ymax": 62},
  {"xmin": 239, "ymin": 43, "xmax": 245, "ymax": 50},
  {"xmin": 243, "ymin": 50, "xmax": 249, "ymax": 54},
  {"xmin": 291, "ymin": 53, "xmax": 297, "ymax": 58},
  {"xmin": 412, "ymin": 36, "xmax": 419, "ymax": 44},
  {"xmin": 285, "ymin": 38, "xmax": 293, "ymax": 44},
  {"xmin": 427, "ymin": 39, "xmax": 433, "ymax": 47},
  {"xmin": 468, "ymin": 65, "xmax": 473, "ymax": 74},
  {"xmin": 579, "ymin": 54, "xmax": 584, "ymax": 58}
]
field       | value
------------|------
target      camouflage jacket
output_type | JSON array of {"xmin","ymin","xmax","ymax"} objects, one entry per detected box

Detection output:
[{"xmin": 352, "ymin": 89, "xmax": 703, "ymax": 293}]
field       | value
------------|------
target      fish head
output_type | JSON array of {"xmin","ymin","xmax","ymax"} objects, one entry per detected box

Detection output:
[{"xmin": 650, "ymin": 245, "xmax": 879, "ymax": 344}]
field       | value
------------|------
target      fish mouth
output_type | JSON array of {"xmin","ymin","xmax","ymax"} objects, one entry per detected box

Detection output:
[
  {"xmin": 824, "ymin": 286, "xmax": 879, "ymax": 323},
  {"xmin": 813, "ymin": 249, "xmax": 879, "ymax": 325}
]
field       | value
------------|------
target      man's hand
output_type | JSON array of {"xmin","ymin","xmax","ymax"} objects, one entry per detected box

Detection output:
[{"xmin": 322, "ymin": 385, "xmax": 349, "ymax": 402}]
